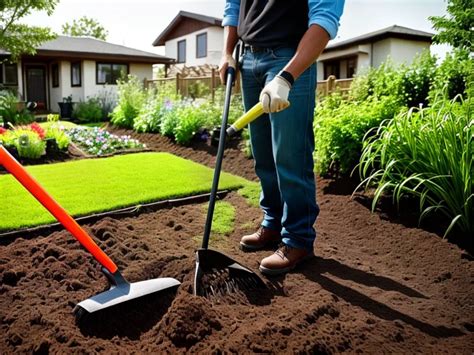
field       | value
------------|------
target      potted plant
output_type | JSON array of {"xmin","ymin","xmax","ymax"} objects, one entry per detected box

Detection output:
[{"xmin": 58, "ymin": 95, "xmax": 74, "ymax": 119}]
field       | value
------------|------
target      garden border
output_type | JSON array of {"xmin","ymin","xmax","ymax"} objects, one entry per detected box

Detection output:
[{"xmin": 0, "ymin": 190, "xmax": 229, "ymax": 244}]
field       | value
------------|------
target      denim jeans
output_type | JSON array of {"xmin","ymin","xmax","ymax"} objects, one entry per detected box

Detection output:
[{"xmin": 240, "ymin": 46, "xmax": 319, "ymax": 251}]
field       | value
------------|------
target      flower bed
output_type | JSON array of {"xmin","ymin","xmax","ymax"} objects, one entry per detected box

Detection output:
[{"xmin": 66, "ymin": 127, "xmax": 146, "ymax": 156}]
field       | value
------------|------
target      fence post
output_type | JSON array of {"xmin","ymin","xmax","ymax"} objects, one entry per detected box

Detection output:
[
  {"xmin": 176, "ymin": 73, "xmax": 180, "ymax": 96},
  {"xmin": 211, "ymin": 68, "xmax": 215, "ymax": 103},
  {"xmin": 327, "ymin": 75, "xmax": 336, "ymax": 94}
]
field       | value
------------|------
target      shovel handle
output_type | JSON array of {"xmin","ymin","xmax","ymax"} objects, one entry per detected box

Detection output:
[{"xmin": 0, "ymin": 146, "xmax": 118, "ymax": 274}]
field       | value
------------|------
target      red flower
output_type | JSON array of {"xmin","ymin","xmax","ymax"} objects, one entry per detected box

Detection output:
[
  {"xmin": 29, "ymin": 122, "xmax": 45, "ymax": 139},
  {"xmin": 0, "ymin": 127, "xmax": 7, "ymax": 135}
]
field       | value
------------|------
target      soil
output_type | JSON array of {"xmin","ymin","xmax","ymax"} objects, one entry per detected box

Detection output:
[{"xmin": 1, "ymin": 127, "xmax": 473, "ymax": 353}]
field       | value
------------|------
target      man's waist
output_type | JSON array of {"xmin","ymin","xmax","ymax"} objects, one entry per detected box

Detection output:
[{"xmin": 243, "ymin": 44, "xmax": 297, "ymax": 53}]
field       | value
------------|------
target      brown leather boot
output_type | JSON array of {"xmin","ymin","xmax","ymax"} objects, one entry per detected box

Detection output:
[
  {"xmin": 259, "ymin": 245, "xmax": 314, "ymax": 275},
  {"xmin": 240, "ymin": 227, "xmax": 281, "ymax": 251}
]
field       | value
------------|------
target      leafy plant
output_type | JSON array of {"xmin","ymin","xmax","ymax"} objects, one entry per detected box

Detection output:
[
  {"xmin": 0, "ymin": 91, "xmax": 34, "ymax": 127},
  {"xmin": 45, "ymin": 127, "xmax": 70, "ymax": 150},
  {"xmin": 357, "ymin": 95, "xmax": 473, "ymax": 237},
  {"xmin": 1, "ymin": 129, "xmax": 46, "ymax": 159},
  {"xmin": 174, "ymin": 105, "xmax": 207, "ymax": 145},
  {"xmin": 314, "ymin": 94, "xmax": 402, "ymax": 175},
  {"xmin": 401, "ymin": 51, "xmax": 437, "ymax": 108},
  {"xmin": 47, "ymin": 113, "xmax": 60, "ymax": 122},
  {"xmin": 110, "ymin": 75, "xmax": 146, "ymax": 128},
  {"xmin": 95, "ymin": 88, "xmax": 117, "ymax": 119},
  {"xmin": 73, "ymin": 97, "xmax": 103, "ymax": 123}
]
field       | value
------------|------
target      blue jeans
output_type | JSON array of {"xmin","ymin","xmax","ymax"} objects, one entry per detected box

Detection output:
[{"xmin": 240, "ymin": 46, "xmax": 319, "ymax": 252}]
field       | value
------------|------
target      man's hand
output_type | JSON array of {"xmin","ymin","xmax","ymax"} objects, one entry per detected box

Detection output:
[
  {"xmin": 259, "ymin": 76, "xmax": 291, "ymax": 113},
  {"xmin": 218, "ymin": 54, "xmax": 236, "ymax": 84}
]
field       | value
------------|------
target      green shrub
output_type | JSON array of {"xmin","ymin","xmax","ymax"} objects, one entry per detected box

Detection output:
[
  {"xmin": 314, "ymin": 94, "xmax": 402, "ymax": 175},
  {"xmin": 358, "ymin": 95, "xmax": 473, "ymax": 237},
  {"xmin": 73, "ymin": 97, "xmax": 103, "ymax": 123},
  {"xmin": 133, "ymin": 94, "xmax": 163, "ymax": 133},
  {"xmin": 110, "ymin": 75, "xmax": 145, "ymax": 128},
  {"xmin": 174, "ymin": 105, "xmax": 207, "ymax": 145},
  {"xmin": 1, "ymin": 129, "xmax": 46, "ymax": 159},
  {"xmin": 160, "ymin": 104, "xmax": 182, "ymax": 137},
  {"xmin": 95, "ymin": 89, "xmax": 118, "ymax": 119},
  {"xmin": 45, "ymin": 127, "xmax": 70, "ymax": 150},
  {"xmin": 401, "ymin": 51, "xmax": 437, "ymax": 108},
  {"xmin": 0, "ymin": 91, "xmax": 34, "ymax": 127},
  {"xmin": 429, "ymin": 50, "xmax": 473, "ymax": 101}
]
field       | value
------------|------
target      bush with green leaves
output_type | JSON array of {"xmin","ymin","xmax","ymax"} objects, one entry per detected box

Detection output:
[
  {"xmin": 0, "ymin": 129, "xmax": 46, "ymax": 159},
  {"xmin": 314, "ymin": 94, "xmax": 402, "ymax": 175},
  {"xmin": 429, "ymin": 50, "xmax": 473, "ymax": 101},
  {"xmin": 45, "ymin": 127, "xmax": 70, "ymax": 150},
  {"xmin": 110, "ymin": 75, "xmax": 146, "ymax": 128},
  {"xmin": 73, "ymin": 97, "xmax": 103, "ymax": 123},
  {"xmin": 358, "ymin": 95, "xmax": 473, "ymax": 237},
  {"xmin": 0, "ymin": 91, "xmax": 34, "ymax": 127},
  {"xmin": 173, "ymin": 105, "xmax": 208, "ymax": 145},
  {"xmin": 96, "ymin": 88, "xmax": 118, "ymax": 119},
  {"xmin": 401, "ymin": 51, "xmax": 437, "ymax": 108}
]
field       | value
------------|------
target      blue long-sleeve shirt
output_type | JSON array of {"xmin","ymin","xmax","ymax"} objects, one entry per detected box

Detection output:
[{"xmin": 223, "ymin": 0, "xmax": 345, "ymax": 41}]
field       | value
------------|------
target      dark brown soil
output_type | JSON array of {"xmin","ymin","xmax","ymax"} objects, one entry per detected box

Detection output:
[{"xmin": 1, "ymin": 128, "xmax": 473, "ymax": 353}]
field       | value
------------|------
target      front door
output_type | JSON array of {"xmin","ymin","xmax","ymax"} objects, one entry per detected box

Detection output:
[{"xmin": 25, "ymin": 66, "xmax": 47, "ymax": 110}]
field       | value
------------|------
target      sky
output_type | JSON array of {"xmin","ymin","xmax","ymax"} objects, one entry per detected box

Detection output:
[{"xmin": 23, "ymin": 0, "xmax": 451, "ymax": 58}]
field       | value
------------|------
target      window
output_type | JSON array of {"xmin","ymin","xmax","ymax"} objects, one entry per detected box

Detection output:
[
  {"xmin": 177, "ymin": 40, "xmax": 186, "ymax": 63},
  {"xmin": 196, "ymin": 33, "xmax": 207, "ymax": 58},
  {"xmin": 96, "ymin": 63, "xmax": 128, "ymax": 85},
  {"xmin": 346, "ymin": 57, "xmax": 357, "ymax": 78},
  {"xmin": 71, "ymin": 62, "xmax": 81, "ymax": 87},
  {"xmin": 1, "ymin": 63, "xmax": 18, "ymax": 86},
  {"xmin": 52, "ymin": 63, "xmax": 59, "ymax": 88},
  {"xmin": 323, "ymin": 60, "xmax": 340, "ymax": 79}
]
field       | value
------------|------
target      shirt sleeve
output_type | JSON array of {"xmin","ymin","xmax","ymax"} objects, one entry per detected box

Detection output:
[
  {"xmin": 308, "ymin": 0, "xmax": 345, "ymax": 40},
  {"xmin": 222, "ymin": 0, "xmax": 241, "ymax": 27}
]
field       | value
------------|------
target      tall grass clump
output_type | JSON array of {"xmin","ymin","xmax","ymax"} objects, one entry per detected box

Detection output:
[
  {"xmin": 357, "ymin": 94, "xmax": 473, "ymax": 238},
  {"xmin": 110, "ymin": 75, "xmax": 145, "ymax": 128}
]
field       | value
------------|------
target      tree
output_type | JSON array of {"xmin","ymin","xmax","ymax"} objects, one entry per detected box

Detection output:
[
  {"xmin": 0, "ymin": 0, "xmax": 58, "ymax": 62},
  {"xmin": 62, "ymin": 16, "xmax": 108, "ymax": 41},
  {"xmin": 429, "ymin": 0, "xmax": 474, "ymax": 52}
]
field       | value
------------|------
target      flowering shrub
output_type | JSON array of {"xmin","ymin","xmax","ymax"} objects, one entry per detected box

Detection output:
[
  {"xmin": 29, "ymin": 122, "xmax": 46, "ymax": 139},
  {"xmin": 66, "ymin": 127, "xmax": 145, "ymax": 155},
  {"xmin": 0, "ymin": 129, "xmax": 46, "ymax": 159}
]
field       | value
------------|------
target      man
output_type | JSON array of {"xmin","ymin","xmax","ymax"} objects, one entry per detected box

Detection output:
[{"xmin": 220, "ymin": 0, "xmax": 345, "ymax": 275}]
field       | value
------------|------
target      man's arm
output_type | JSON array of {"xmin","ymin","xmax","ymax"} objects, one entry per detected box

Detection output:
[{"xmin": 219, "ymin": 0, "xmax": 240, "ymax": 83}]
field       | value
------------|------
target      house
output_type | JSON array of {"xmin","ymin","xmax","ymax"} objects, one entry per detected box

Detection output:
[
  {"xmin": 152, "ymin": 11, "xmax": 223, "ymax": 69},
  {"xmin": 317, "ymin": 25, "xmax": 433, "ymax": 81},
  {"xmin": 0, "ymin": 36, "xmax": 174, "ymax": 113}
]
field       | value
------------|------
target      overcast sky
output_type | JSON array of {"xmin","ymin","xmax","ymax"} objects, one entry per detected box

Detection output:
[{"xmin": 23, "ymin": 0, "xmax": 450, "ymax": 58}]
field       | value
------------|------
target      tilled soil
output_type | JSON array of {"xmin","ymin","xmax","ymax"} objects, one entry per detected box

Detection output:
[{"xmin": 0, "ymin": 129, "xmax": 473, "ymax": 353}]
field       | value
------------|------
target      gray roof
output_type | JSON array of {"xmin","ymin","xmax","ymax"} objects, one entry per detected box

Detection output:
[
  {"xmin": 326, "ymin": 25, "xmax": 434, "ymax": 52},
  {"xmin": 153, "ymin": 11, "xmax": 222, "ymax": 46},
  {"xmin": 1, "ymin": 36, "xmax": 174, "ymax": 63}
]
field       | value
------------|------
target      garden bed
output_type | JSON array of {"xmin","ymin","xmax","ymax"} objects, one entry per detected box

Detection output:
[{"xmin": 0, "ymin": 130, "xmax": 472, "ymax": 353}]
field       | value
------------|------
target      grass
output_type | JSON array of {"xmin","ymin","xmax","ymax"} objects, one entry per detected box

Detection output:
[
  {"xmin": 193, "ymin": 201, "xmax": 236, "ymax": 247},
  {"xmin": 0, "ymin": 152, "xmax": 248, "ymax": 231},
  {"xmin": 38, "ymin": 121, "xmax": 78, "ymax": 130},
  {"xmin": 81, "ymin": 122, "xmax": 106, "ymax": 128},
  {"xmin": 238, "ymin": 181, "xmax": 260, "ymax": 208}
]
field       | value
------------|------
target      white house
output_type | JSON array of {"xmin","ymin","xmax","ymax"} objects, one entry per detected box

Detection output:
[
  {"xmin": 153, "ymin": 11, "xmax": 223, "ymax": 68},
  {"xmin": 0, "ymin": 36, "xmax": 174, "ymax": 113},
  {"xmin": 317, "ymin": 25, "xmax": 433, "ymax": 81}
]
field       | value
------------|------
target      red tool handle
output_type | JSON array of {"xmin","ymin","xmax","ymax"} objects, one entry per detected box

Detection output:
[{"xmin": 0, "ymin": 146, "xmax": 118, "ymax": 274}]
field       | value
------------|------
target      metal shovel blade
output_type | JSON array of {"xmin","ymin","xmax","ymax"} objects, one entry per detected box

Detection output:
[
  {"xmin": 74, "ymin": 270, "xmax": 180, "ymax": 318},
  {"xmin": 193, "ymin": 248, "xmax": 266, "ymax": 297}
]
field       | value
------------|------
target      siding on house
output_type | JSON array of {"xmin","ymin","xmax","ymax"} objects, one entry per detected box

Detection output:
[{"xmin": 165, "ymin": 26, "xmax": 223, "ymax": 67}]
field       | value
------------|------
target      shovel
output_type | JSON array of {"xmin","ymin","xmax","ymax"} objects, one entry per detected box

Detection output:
[
  {"xmin": 0, "ymin": 145, "xmax": 181, "ymax": 321},
  {"xmin": 193, "ymin": 47, "xmax": 266, "ymax": 298}
]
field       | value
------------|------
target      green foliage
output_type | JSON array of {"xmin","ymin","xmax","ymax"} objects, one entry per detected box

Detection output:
[
  {"xmin": 429, "ymin": 50, "xmax": 473, "ymax": 100},
  {"xmin": 45, "ymin": 127, "xmax": 70, "ymax": 150},
  {"xmin": 47, "ymin": 113, "xmax": 60, "ymax": 122},
  {"xmin": 241, "ymin": 127, "xmax": 253, "ymax": 159},
  {"xmin": 110, "ymin": 76, "xmax": 146, "ymax": 128},
  {"xmin": 0, "ymin": 91, "xmax": 34, "ymax": 127},
  {"xmin": 401, "ymin": 51, "xmax": 437, "ymax": 108},
  {"xmin": 73, "ymin": 97, "xmax": 103, "ymax": 123},
  {"xmin": 173, "ymin": 105, "xmax": 208, "ymax": 145},
  {"xmin": 314, "ymin": 94, "xmax": 402, "ymax": 175},
  {"xmin": 1, "ymin": 129, "xmax": 46, "ymax": 159},
  {"xmin": 188, "ymin": 80, "xmax": 210, "ymax": 99},
  {"xmin": 62, "ymin": 16, "xmax": 108, "ymax": 41},
  {"xmin": 206, "ymin": 201, "xmax": 236, "ymax": 235},
  {"xmin": 0, "ymin": 0, "xmax": 58, "ymax": 61},
  {"xmin": 429, "ymin": 0, "xmax": 474, "ymax": 52},
  {"xmin": 358, "ymin": 95, "xmax": 473, "ymax": 237},
  {"xmin": 238, "ymin": 182, "xmax": 260, "ymax": 208},
  {"xmin": 160, "ymin": 104, "xmax": 182, "ymax": 137}
]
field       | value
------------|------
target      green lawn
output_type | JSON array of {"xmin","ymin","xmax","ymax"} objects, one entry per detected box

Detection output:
[{"xmin": 0, "ymin": 152, "xmax": 248, "ymax": 231}]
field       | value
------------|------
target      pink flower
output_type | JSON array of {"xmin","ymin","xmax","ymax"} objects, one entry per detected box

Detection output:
[
  {"xmin": 0, "ymin": 127, "xmax": 7, "ymax": 135},
  {"xmin": 29, "ymin": 123, "xmax": 46, "ymax": 140}
]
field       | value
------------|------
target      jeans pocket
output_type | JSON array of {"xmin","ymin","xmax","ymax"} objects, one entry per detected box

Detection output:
[{"xmin": 270, "ymin": 47, "xmax": 295, "ymax": 60}]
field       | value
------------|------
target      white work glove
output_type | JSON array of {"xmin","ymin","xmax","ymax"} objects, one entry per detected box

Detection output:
[
  {"xmin": 218, "ymin": 54, "xmax": 236, "ymax": 84},
  {"xmin": 259, "ymin": 76, "xmax": 291, "ymax": 113}
]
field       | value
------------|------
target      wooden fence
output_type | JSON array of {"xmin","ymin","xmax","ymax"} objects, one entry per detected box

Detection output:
[{"xmin": 147, "ymin": 72, "xmax": 351, "ymax": 100}]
